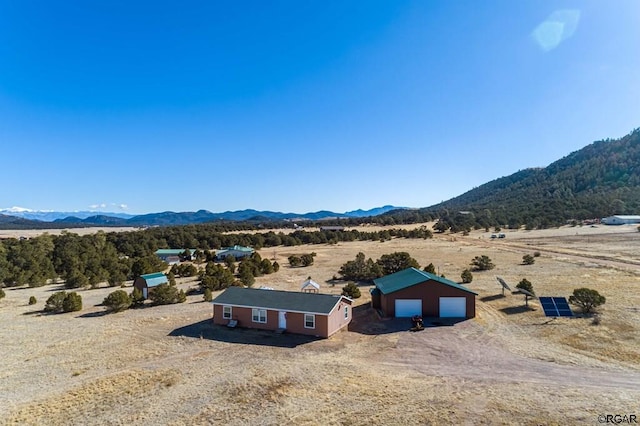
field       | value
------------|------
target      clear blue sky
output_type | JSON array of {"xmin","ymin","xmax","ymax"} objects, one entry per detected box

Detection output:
[{"xmin": 1, "ymin": 1, "xmax": 639, "ymax": 214}]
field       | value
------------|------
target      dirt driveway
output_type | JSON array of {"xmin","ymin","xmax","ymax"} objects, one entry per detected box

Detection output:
[{"xmin": 387, "ymin": 319, "xmax": 640, "ymax": 390}]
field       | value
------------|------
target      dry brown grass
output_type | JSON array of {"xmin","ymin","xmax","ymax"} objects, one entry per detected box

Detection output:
[{"xmin": 2, "ymin": 223, "xmax": 640, "ymax": 425}]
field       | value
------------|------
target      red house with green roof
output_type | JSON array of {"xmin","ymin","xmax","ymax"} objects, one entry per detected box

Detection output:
[{"xmin": 371, "ymin": 267, "xmax": 477, "ymax": 319}]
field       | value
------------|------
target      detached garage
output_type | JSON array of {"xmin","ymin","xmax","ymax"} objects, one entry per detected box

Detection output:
[{"xmin": 371, "ymin": 267, "xmax": 477, "ymax": 319}]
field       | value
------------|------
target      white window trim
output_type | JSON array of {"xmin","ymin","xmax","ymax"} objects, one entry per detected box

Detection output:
[
  {"xmin": 344, "ymin": 306, "xmax": 349, "ymax": 319},
  {"xmin": 304, "ymin": 314, "xmax": 315, "ymax": 329},
  {"xmin": 223, "ymin": 306, "xmax": 232, "ymax": 319},
  {"xmin": 252, "ymin": 308, "xmax": 267, "ymax": 323}
]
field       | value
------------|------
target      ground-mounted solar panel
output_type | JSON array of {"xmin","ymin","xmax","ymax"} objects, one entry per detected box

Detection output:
[
  {"xmin": 516, "ymin": 287, "xmax": 535, "ymax": 298},
  {"xmin": 496, "ymin": 277, "xmax": 511, "ymax": 296},
  {"xmin": 539, "ymin": 296, "xmax": 573, "ymax": 317},
  {"xmin": 496, "ymin": 276, "xmax": 511, "ymax": 291},
  {"xmin": 553, "ymin": 297, "xmax": 573, "ymax": 317}
]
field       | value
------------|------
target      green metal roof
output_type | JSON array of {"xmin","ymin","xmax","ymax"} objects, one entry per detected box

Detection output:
[
  {"xmin": 373, "ymin": 267, "xmax": 477, "ymax": 295},
  {"xmin": 139, "ymin": 272, "xmax": 168, "ymax": 287},
  {"xmin": 218, "ymin": 245, "xmax": 254, "ymax": 253},
  {"xmin": 155, "ymin": 249, "xmax": 196, "ymax": 256},
  {"xmin": 212, "ymin": 287, "xmax": 350, "ymax": 315}
]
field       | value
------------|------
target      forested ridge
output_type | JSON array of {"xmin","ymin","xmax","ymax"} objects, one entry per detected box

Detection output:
[{"xmin": 381, "ymin": 128, "xmax": 640, "ymax": 231}]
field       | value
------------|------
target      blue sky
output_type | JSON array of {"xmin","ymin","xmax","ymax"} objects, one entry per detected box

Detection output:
[{"xmin": 1, "ymin": 1, "xmax": 639, "ymax": 214}]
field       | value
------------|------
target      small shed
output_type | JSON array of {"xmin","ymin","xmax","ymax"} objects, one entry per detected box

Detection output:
[
  {"xmin": 133, "ymin": 272, "xmax": 168, "ymax": 299},
  {"xmin": 301, "ymin": 278, "xmax": 320, "ymax": 293}
]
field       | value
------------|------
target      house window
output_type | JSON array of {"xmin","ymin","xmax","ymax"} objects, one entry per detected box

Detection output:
[
  {"xmin": 223, "ymin": 306, "xmax": 232, "ymax": 319},
  {"xmin": 304, "ymin": 314, "xmax": 315, "ymax": 329},
  {"xmin": 344, "ymin": 306, "xmax": 349, "ymax": 319},
  {"xmin": 252, "ymin": 308, "xmax": 267, "ymax": 323}
]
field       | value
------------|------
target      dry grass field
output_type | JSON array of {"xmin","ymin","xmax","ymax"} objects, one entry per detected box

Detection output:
[{"xmin": 1, "ymin": 223, "xmax": 640, "ymax": 425}]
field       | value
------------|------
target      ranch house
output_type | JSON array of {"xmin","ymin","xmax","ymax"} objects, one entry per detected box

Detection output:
[{"xmin": 212, "ymin": 287, "xmax": 352, "ymax": 338}]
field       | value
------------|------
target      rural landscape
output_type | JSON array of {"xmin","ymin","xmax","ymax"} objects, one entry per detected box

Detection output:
[
  {"xmin": 1, "ymin": 217, "xmax": 639, "ymax": 424},
  {"xmin": 2, "ymin": 129, "xmax": 640, "ymax": 424},
  {"xmin": 2, "ymin": 3, "xmax": 640, "ymax": 424}
]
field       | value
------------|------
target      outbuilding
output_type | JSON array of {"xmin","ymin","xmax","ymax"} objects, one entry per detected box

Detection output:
[
  {"xmin": 212, "ymin": 287, "xmax": 352, "ymax": 338},
  {"xmin": 601, "ymin": 215, "xmax": 640, "ymax": 225},
  {"xmin": 133, "ymin": 272, "xmax": 168, "ymax": 299},
  {"xmin": 300, "ymin": 278, "xmax": 320, "ymax": 293},
  {"xmin": 154, "ymin": 249, "xmax": 197, "ymax": 264},
  {"xmin": 215, "ymin": 245, "xmax": 255, "ymax": 261},
  {"xmin": 371, "ymin": 267, "xmax": 477, "ymax": 319}
]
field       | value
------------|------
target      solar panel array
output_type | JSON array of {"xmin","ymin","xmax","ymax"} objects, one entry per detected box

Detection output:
[{"xmin": 539, "ymin": 297, "xmax": 573, "ymax": 317}]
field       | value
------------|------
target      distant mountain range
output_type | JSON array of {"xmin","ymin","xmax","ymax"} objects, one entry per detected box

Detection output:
[
  {"xmin": 0, "ymin": 205, "xmax": 405, "ymax": 229},
  {"xmin": 0, "ymin": 208, "xmax": 135, "ymax": 222}
]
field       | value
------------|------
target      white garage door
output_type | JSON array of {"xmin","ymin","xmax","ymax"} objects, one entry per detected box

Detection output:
[
  {"xmin": 439, "ymin": 297, "xmax": 466, "ymax": 317},
  {"xmin": 395, "ymin": 299, "xmax": 422, "ymax": 317}
]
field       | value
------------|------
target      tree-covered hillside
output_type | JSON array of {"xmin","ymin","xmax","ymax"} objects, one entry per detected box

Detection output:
[{"xmin": 400, "ymin": 128, "xmax": 640, "ymax": 231}]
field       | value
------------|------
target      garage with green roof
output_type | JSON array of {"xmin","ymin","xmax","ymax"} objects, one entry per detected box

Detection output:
[{"xmin": 371, "ymin": 267, "xmax": 477, "ymax": 319}]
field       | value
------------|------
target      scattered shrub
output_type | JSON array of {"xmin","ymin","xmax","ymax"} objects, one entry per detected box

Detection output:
[
  {"xmin": 376, "ymin": 252, "xmax": 420, "ymax": 275},
  {"xmin": 28, "ymin": 296, "xmax": 37, "ymax": 305},
  {"xmin": 301, "ymin": 253, "xmax": 316, "ymax": 267},
  {"xmin": 0, "ymin": 288, "xmax": 5, "ymax": 300},
  {"xmin": 461, "ymin": 269, "xmax": 473, "ymax": 284},
  {"xmin": 339, "ymin": 252, "xmax": 383, "ymax": 282},
  {"xmin": 341, "ymin": 282, "xmax": 361, "ymax": 299},
  {"xmin": 470, "ymin": 255, "xmax": 495, "ymax": 271},
  {"xmin": 288, "ymin": 253, "xmax": 316, "ymax": 267},
  {"xmin": 569, "ymin": 288, "xmax": 606, "ymax": 314},
  {"xmin": 45, "ymin": 291, "xmax": 82, "ymax": 313},
  {"xmin": 239, "ymin": 268, "xmax": 255, "ymax": 287},
  {"xmin": 62, "ymin": 292, "xmax": 82, "ymax": 312},
  {"xmin": 424, "ymin": 263, "xmax": 436, "ymax": 274},
  {"xmin": 149, "ymin": 283, "xmax": 186, "ymax": 305},
  {"xmin": 203, "ymin": 288, "xmax": 213, "ymax": 302},
  {"xmin": 516, "ymin": 279, "xmax": 535, "ymax": 295},
  {"xmin": 185, "ymin": 287, "xmax": 200, "ymax": 296},
  {"xmin": 522, "ymin": 254, "xmax": 535, "ymax": 265},
  {"xmin": 533, "ymin": 251, "xmax": 541, "ymax": 258},
  {"xmin": 288, "ymin": 255, "xmax": 302, "ymax": 267},
  {"xmin": 44, "ymin": 291, "xmax": 68, "ymax": 313},
  {"xmin": 103, "ymin": 290, "xmax": 132, "ymax": 312},
  {"xmin": 130, "ymin": 287, "xmax": 145, "ymax": 307}
]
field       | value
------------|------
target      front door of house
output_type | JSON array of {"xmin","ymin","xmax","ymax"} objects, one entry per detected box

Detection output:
[{"xmin": 278, "ymin": 311, "xmax": 286, "ymax": 329}]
